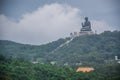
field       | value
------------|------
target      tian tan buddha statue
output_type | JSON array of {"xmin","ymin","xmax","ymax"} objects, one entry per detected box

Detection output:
[{"xmin": 81, "ymin": 17, "xmax": 92, "ymax": 31}]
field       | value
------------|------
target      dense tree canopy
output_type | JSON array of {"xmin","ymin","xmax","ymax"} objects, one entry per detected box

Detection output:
[{"xmin": 0, "ymin": 55, "xmax": 120, "ymax": 80}]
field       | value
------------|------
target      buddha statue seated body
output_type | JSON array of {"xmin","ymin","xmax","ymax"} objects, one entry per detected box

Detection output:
[{"xmin": 81, "ymin": 17, "xmax": 92, "ymax": 31}]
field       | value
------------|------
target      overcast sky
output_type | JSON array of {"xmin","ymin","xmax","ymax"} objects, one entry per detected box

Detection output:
[{"xmin": 0, "ymin": 0, "xmax": 120, "ymax": 45}]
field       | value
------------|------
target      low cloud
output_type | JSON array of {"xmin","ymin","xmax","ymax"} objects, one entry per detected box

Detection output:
[
  {"xmin": 0, "ymin": 3, "xmax": 117, "ymax": 45},
  {"xmin": 91, "ymin": 20, "xmax": 116, "ymax": 33}
]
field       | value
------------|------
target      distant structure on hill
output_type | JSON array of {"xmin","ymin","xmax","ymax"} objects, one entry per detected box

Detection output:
[
  {"xmin": 76, "ymin": 67, "xmax": 94, "ymax": 72},
  {"xmin": 115, "ymin": 56, "xmax": 120, "ymax": 64},
  {"xmin": 70, "ymin": 17, "xmax": 94, "ymax": 38}
]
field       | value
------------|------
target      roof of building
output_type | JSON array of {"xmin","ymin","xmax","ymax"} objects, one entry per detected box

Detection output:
[{"xmin": 76, "ymin": 67, "xmax": 94, "ymax": 72}]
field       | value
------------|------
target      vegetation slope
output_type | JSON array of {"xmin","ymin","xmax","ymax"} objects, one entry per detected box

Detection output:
[
  {"xmin": 0, "ymin": 55, "xmax": 120, "ymax": 80},
  {"xmin": 0, "ymin": 31, "xmax": 120, "ymax": 67}
]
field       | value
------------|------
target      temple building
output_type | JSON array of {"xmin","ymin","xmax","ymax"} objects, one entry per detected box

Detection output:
[{"xmin": 76, "ymin": 67, "xmax": 94, "ymax": 72}]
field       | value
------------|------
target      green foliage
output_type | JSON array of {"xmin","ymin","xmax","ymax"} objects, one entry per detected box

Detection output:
[
  {"xmin": 0, "ymin": 38, "xmax": 68, "ymax": 62},
  {"xmin": 47, "ymin": 31, "xmax": 120, "ymax": 65},
  {"xmin": 0, "ymin": 30, "xmax": 120, "ymax": 67},
  {"xmin": 0, "ymin": 55, "xmax": 120, "ymax": 80}
]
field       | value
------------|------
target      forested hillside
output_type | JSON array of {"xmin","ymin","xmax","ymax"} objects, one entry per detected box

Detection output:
[
  {"xmin": 0, "ymin": 30, "xmax": 120, "ymax": 67},
  {"xmin": 47, "ymin": 31, "xmax": 120, "ymax": 66},
  {"xmin": 0, "ymin": 38, "xmax": 69, "ymax": 61},
  {"xmin": 0, "ymin": 55, "xmax": 120, "ymax": 80}
]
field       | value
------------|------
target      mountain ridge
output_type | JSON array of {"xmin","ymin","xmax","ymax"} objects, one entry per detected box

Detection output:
[{"xmin": 0, "ymin": 30, "xmax": 120, "ymax": 67}]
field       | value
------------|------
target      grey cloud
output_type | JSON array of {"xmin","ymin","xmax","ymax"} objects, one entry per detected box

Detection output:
[{"xmin": 0, "ymin": 3, "xmax": 118, "ymax": 45}]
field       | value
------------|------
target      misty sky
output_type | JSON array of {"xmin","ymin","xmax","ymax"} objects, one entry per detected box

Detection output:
[{"xmin": 0, "ymin": 0, "xmax": 120, "ymax": 45}]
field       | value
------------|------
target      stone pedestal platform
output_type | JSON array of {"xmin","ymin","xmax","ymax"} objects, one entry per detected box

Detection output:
[{"xmin": 79, "ymin": 31, "xmax": 94, "ymax": 36}]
